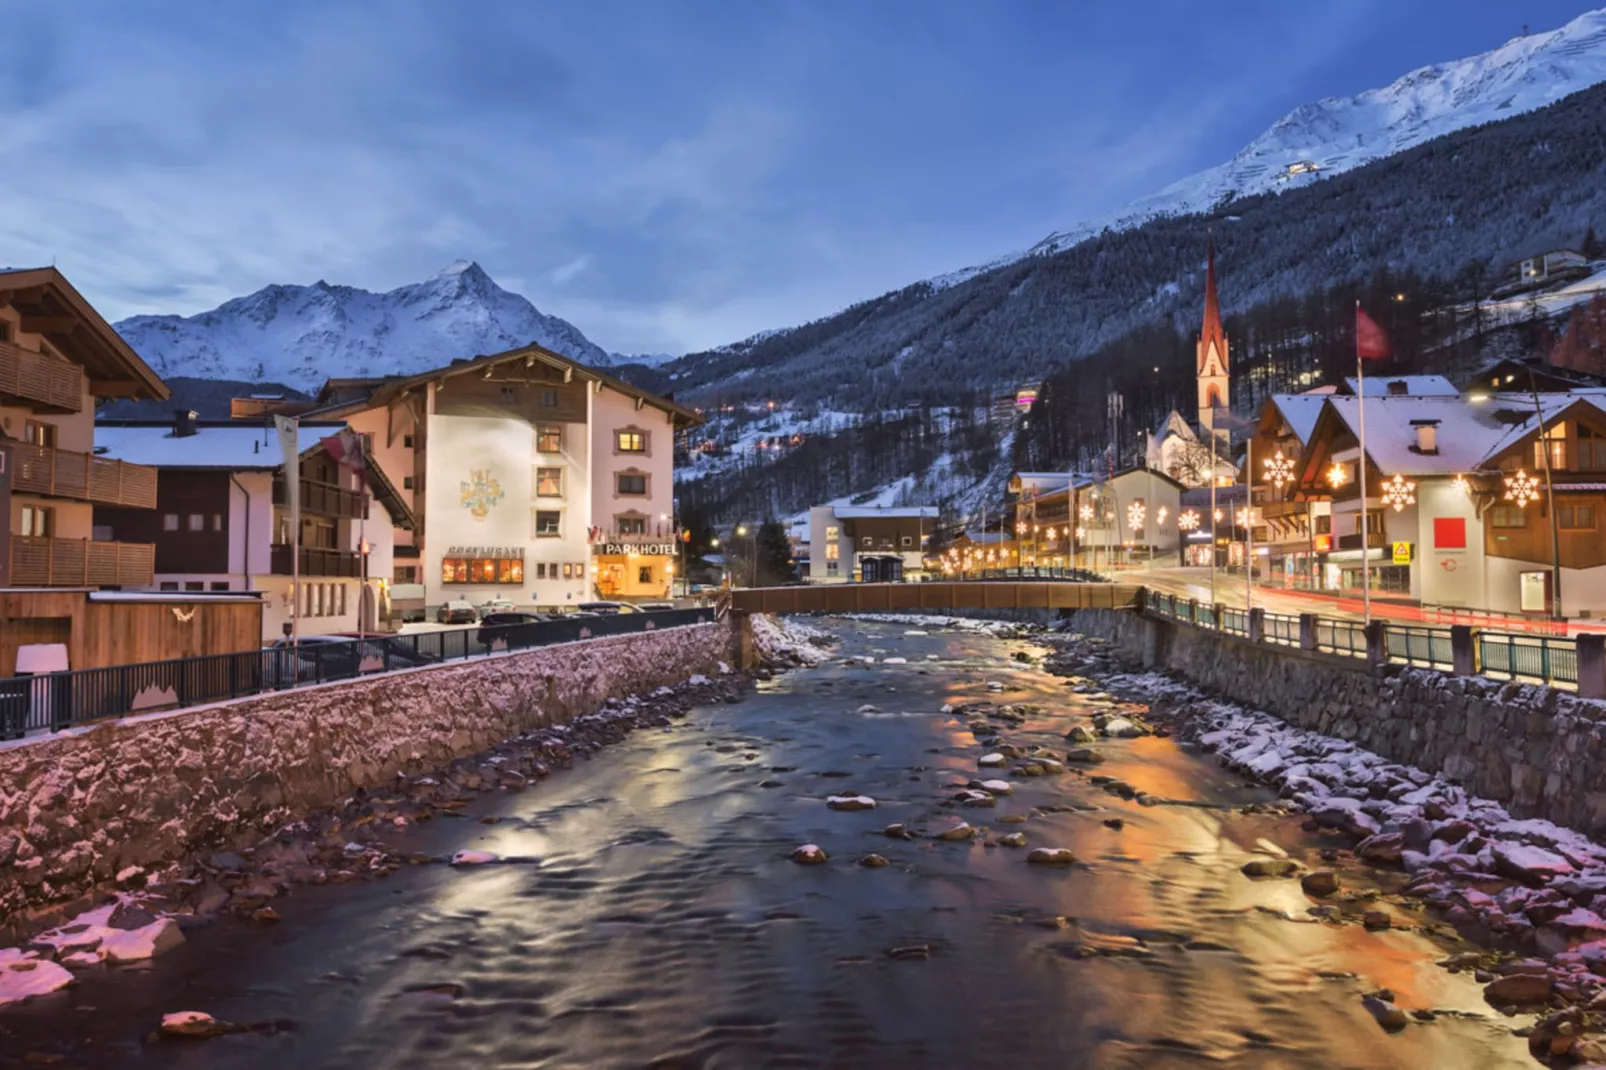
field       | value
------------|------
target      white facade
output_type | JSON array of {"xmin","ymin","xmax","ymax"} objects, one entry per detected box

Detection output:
[
  {"xmin": 806, "ymin": 505, "xmax": 935, "ymax": 584},
  {"xmin": 1075, "ymin": 469, "xmax": 1184, "ymax": 568}
]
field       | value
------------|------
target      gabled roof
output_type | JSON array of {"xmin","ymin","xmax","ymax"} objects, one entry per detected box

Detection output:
[
  {"xmin": 1479, "ymin": 395, "xmax": 1606, "ymax": 468},
  {"xmin": 1265, "ymin": 394, "xmax": 1328, "ymax": 446},
  {"xmin": 1319, "ymin": 395, "xmax": 1511, "ymax": 476},
  {"xmin": 0, "ymin": 267, "xmax": 168, "ymax": 400},
  {"xmin": 300, "ymin": 342, "xmax": 702, "ymax": 429},
  {"xmin": 1341, "ymin": 375, "xmax": 1458, "ymax": 397},
  {"xmin": 833, "ymin": 506, "xmax": 939, "ymax": 519}
]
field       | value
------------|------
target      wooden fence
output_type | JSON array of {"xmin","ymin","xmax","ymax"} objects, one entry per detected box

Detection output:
[{"xmin": 730, "ymin": 581, "xmax": 1142, "ymax": 615}]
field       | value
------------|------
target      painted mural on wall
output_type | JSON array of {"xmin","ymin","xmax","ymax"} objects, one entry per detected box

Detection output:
[{"xmin": 459, "ymin": 469, "xmax": 505, "ymax": 521}]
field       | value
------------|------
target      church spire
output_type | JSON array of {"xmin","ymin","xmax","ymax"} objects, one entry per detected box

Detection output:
[
  {"xmin": 1198, "ymin": 233, "xmax": 1226, "ymax": 368},
  {"xmin": 1195, "ymin": 233, "xmax": 1231, "ymax": 439}
]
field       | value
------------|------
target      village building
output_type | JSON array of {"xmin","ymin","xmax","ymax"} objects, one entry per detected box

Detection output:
[
  {"xmin": 94, "ymin": 416, "xmax": 412, "ymax": 641},
  {"xmin": 806, "ymin": 504, "xmax": 937, "ymax": 583},
  {"xmin": 298, "ymin": 345, "xmax": 700, "ymax": 613}
]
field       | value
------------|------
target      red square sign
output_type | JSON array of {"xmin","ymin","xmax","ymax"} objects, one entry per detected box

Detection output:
[{"xmin": 1434, "ymin": 517, "xmax": 1466, "ymax": 550}]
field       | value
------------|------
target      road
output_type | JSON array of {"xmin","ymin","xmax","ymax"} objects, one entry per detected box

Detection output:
[{"xmin": 3, "ymin": 621, "xmax": 1527, "ymax": 1068}]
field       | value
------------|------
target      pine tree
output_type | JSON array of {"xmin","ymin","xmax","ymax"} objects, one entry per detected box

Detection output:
[{"xmin": 755, "ymin": 519, "xmax": 794, "ymax": 587}]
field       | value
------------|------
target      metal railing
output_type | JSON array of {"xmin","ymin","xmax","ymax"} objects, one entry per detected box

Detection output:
[
  {"xmin": 1386, "ymin": 624, "xmax": 1455, "ymax": 670},
  {"xmin": 0, "ymin": 608, "xmax": 715, "ymax": 740},
  {"xmin": 1263, "ymin": 612, "xmax": 1300, "ymax": 647},
  {"xmin": 1478, "ymin": 632, "xmax": 1578, "ymax": 687},
  {"xmin": 1220, "ymin": 607, "xmax": 1248, "ymax": 636},
  {"xmin": 1316, "ymin": 618, "xmax": 1367, "ymax": 657}
]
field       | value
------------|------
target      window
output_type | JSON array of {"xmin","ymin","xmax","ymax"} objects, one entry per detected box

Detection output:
[
  {"xmin": 536, "ymin": 467, "xmax": 563, "ymax": 497},
  {"xmin": 638, "ymin": 565, "xmax": 653, "ymax": 584},
  {"xmin": 616, "ymin": 430, "xmax": 646, "ymax": 453},
  {"xmin": 901, "ymin": 535, "xmax": 912, "ymax": 547},
  {"xmin": 19, "ymin": 505, "xmax": 54, "ymax": 538},
  {"xmin": 861, "ymin": 536, "xmax": 872, "ymax": 548},
  {"xmin": 538, "ymin": 425, "xmax": 563, "ymax": 453},
  {"xmin": 210, "ymin": 581, "xmax": 229, "ymax": 592},
  {"xmin": 1535, "ymin": 428, "xmax": 1567, "ymax": 471},
  {"xmin": 163, "ymin": 513, "xmax": 180, "ymax": 532},
  {"xmin": 337, "ymin": 584, "xmax": 347, "ymax": 616},
  {"xmin": 159, "ymin": 581, "xmax": 178, "ymax": 592},
  {"xmin": 536, "ymin": 562, "xmax": 547, "ymax": 579},
  {"xmin": 616, "ymin": 473, "xmax": 647, "ymax": 496},
  {"xmin": 562, "ymin": 563, "xmax": 573, "ymax": 579},
  {"xmin": 535, "ymin": 510, "xmax": 562, "ymax": 537},
  {"xmin": 92, "ymin": 525, "xmax": 113, "ymax": 541},
  {"xmin": 212, "ymin": 514, "xmax": 224, "ymax": 532},
  {"xmin": 1560, "ymin": 504, "xmax": 1596, "ymax": 530},
  {"xmin": 539, "ymin": 388, "xmax": 559, "ymax": 408},
  {"xmin": 1315, "ymin": 514, "xmax": 1332, "ymax": 535},
  {"xmin": 1579, "ymin": 427, "xmax": 1606, "ymax": 471},
  {"xmin": 617, "ymin": 515, "xmax": 647, "ymax": 535},
  {"xmin": 1491, "ymin": 505, "xmax": 1528, "ymax": 528},
  {"xmin": 313, "ymin": 584, "xmax": 324, "ymax": 617},
  {"xmin": 188, "ymin": 514, "xmax": 205, "ymax": 532},
  {"xmin": 22, "ymin": 421, "xmax": 55, "ymax": 448},
  {"xmin": 185, "ymin": 581, "xmax": 203, "ymax": 592},
  {"xmin": 403, "ymin": 476, "xmax": 414, "ymax": 490},
  {"xmin": 500, "ymin": 386, "xmax": 518, "ymax": 403},
  {"xmin": 403, "ymin": 434, "xmax": 414, "ymax": 448},
  {"xmin": 825, "ymin": 525, "xmax": 840, "ymax": 562},
  {"xmin": 394, "ymin": 565, "xmax": 417, "ymax": 584},
  {"xmin": 442, "ymin": 558, "xmax": 468, "ymax": 583},
  {"xmin": 1355, "ymin": 513, "xmax": 1381, "ymax": 534},
  {"xmin": 499, "ymin": 558, "xmax": 524, "ymax": 583}
]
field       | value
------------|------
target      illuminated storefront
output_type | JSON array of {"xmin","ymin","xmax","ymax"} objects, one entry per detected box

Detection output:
[{"xmin": 592, "ymin": 539, "xmax": 676, "ymax": 600}]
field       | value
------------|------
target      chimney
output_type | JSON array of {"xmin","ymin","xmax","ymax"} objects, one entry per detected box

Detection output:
[
  {"xmin": 174, "ymin": 409, "xmax": 198, "ymax": 438},
  {"xmin": 1410, "ymin": 419, "xmax": 1439, "ymax": 454},
  {"xmin": 1386, "ymin": 380, "xmax": 1409, "ymax": 396}
]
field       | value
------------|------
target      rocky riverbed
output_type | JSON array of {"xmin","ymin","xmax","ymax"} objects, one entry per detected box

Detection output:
[{"xmin": 0, "ymin": 618, "xmax": 1540, "ymax": 1068}]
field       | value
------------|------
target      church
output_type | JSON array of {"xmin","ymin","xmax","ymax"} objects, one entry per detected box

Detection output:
[{"xmin": 1145, "ymin": 238, "xmax": 1240, "ymax": 488}]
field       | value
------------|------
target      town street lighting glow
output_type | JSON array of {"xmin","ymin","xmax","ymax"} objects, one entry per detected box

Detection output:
[
  {"xmin": 1263, "ymin": 451, "xmax": 1294, "ymax": 489},
  {"xmin": 1506, "ymin": 469, "xmax": 1541, "ymax": 508},
  {"xmin": 1327, "ymin": 462, "xmax": 1349, "ymax": 489},
  {"xmin": 1177, "ymin": 509, "xmax": 1200, "ymax": 531},
  {"xmin": 1381, "ymin": 473, "xmax": 1416, "ymax": 512}
]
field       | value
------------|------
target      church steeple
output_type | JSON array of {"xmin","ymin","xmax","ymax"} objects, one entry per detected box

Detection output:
[{"xmin": 1196, "ymin": 234, "xmax": 1231, "ymax": 438}]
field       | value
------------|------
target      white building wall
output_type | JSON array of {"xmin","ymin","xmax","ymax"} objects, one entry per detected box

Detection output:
[
  {"xmin": 806, "ymin": 506, "xmax": 849, "ymax": 584},
  {"xmin": 1412, "ymin": 479, "xmax": 1485, "ymax": 609},
  {"xmin": 590, "ymin": 387, "xmax": 675, "ymax": 535}
]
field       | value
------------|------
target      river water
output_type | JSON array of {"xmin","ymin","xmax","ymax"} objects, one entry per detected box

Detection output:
[{"xmin": 3, "ymin": 620, "xmax": 1531, "ymax": 1068}]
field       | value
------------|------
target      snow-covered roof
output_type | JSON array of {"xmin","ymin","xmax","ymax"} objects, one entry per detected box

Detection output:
[
  {"xmin": 1479, "ymin": 395, "xmax": 1606, "ymax": 464},
  {"xmin": 94, "ymin": 422, "xmax": 341, "ymax": 469},
  {"xmin": 833, "ymin": 506, "xmax": 939, "ymax": 519},
  {"xmin": 1151, "ymin": 410, "xmax": 1197, "ymax": 443},
  {"xmin": 1322, "ymin": 395, "xmax": 1516, "ymax": 476},
  {"xmin": 1266, "ymin": 394, "xmax": 1328, "ymax": 446},
  {"xmin": 1342, "ymin": 375, "xmax": 1458, "ymax": 397}
]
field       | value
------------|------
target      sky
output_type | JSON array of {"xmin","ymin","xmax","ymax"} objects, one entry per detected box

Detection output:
[{"xmin": 0, "ymin": 0, "xmax": 1598, "ymax": 356}]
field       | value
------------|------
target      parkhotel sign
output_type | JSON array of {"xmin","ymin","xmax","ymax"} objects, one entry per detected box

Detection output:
[{"xmin": 593, "ymin": 541, "xmax": 676, "ymax": 556}]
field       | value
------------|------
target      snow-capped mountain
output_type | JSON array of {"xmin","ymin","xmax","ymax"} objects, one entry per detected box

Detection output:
[
  {"xmin": 607, "ymin": 351, "xmax": 678, "ymax": 368},
  {"xmin": 998, "ymin": 7, "xmax": 1606, "ymax": 266},
  {"xmin": 115, "ymin": 260, "xmax": 615, "ymax": 391}
]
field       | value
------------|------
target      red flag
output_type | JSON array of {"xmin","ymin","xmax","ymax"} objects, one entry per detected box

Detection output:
[
  {"xmin": 1356, "ymin": 304, "xmax": 1393, "ymax": 361},
  {"xmin": 319, "ymin": 428, "xmax": 367, "ymax": 485}
]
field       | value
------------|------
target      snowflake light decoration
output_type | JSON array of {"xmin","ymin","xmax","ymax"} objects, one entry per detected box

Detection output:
[
  {"xmin": 1074, "ymin": 526, "xmax": 1086, "ymax": 540},
  {"xmin": 1046, "ymin": 526, "xmax": 1059, "ymax": 541},
  {"xmin": 1381, "ymin": 473, "xmax": 1416, "ymax": 513},
  {"xmin": 1127, "ymin": 501, "xmax": 1146, "ymax": 530},
  {"xmin": 1177, "ymin": 509, "xmax": 1200, "ymax": 531},
  {"xmin": 1078, "ymin": 503, "xmax": 1094, "ymax": 522},
  {"xmin": 1452, "ymin": 473, "xmax": 1471, "ymax": 497},
  {"xmin": 1505, "ymin": 469, "xmax": 1540, "ymax": 509},
  {"xmin": 1263, "ymin": 450, "xmax": 1295, "ymax": 489},
  {"xmin": 1326, "ymin": 462, "xmax": 1349, "ymax": 489},
  {"xmin": 1236, "ymin": 507, "xmax": 1259, "ymax": 529},
  {"xmin": 1156, "ymin": 505, "xmax": 1169, "ymax": 527}
]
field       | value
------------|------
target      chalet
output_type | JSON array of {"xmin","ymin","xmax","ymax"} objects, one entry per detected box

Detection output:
[
  {"xmin": 1467, "ymin": 357, "xmax": 1606, "ymax": 394},
  {"xmin": 807, "ymin": 504, "xmax": 937, "ymax": 583},
  {"xmin": 1008, "ymin": 467, "xmax": 1182, "ymax": 572},
  {"xmin": 1493, "ymin": 247, "xmax": 1593, "ymax": 298},
  {"xmin": 1246, "ymin": 392, "xmax": 1341, "ymax": 581},
  {"xmin": 94, "ymin": 416, "xmax": 413, "ymax": 640}
]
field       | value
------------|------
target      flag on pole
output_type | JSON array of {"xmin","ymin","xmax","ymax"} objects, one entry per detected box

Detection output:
[
  {"xmin": 273, "ymin": 416, "xmax": 301, "ymax": 517},
  {"xmin": 1209, "ymin": 406, "xmax": 1257, "ymax": 437},
  {"xmin": 319, "ymin": 428, "xmax": 367, "ymax": 485},
  {"xmin": 1356, "ymin": 305, "xmax": 1393, "ymax": 361}
]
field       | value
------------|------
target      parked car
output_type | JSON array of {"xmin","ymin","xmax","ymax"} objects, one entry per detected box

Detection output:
[
  {"xmin": 476, "ymin": 611, "xmax": 545, "ymax": 646},
  {"xmin": 477, "ymin": 597, "xmax": 516, "ymax": 615},
  {"xmin": 636, "ymin": 601, "xmax": 676, "ymax": 612},
  {"xmin": 436, "ymin": 600, "xmax": 479, "ymax": 624},
  {"xmin": 576, "ymin": 601, "xmax": 639, "ymax": 615}
]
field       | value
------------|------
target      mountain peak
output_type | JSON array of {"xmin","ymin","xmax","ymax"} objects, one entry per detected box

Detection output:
[{"xmin": 432, "ymin": 259, "xmax": 481, "ymax": 280}]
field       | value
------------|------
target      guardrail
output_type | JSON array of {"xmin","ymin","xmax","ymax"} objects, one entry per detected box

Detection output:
[
  {"xmin": 0, "ymin": 608, "xmax": 716, "ymax": 740},
  {"xmin": 1141, "ymin": 589, "xmax": 1592, "ymax": 691}
]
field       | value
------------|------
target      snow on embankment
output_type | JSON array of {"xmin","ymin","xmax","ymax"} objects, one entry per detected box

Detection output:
[
  {"xmin": 838, "ymin": 612, "xmax": 1043, "ymax": 639},
  {"xmin": 751, "ymin": 614, "xmax": 835, "ymax": 667}
]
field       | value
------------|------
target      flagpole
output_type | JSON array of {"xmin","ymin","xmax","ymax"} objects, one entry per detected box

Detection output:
[
  {"xmin": 1356, "ymin": 300, "xmax": 1372, "ymax": 625},
  {"xmin": 1245, "ymin": 433, "xmax": 1253, "ymax": 613},
  {"xmin": 1209, "ymin": 430, "xmax": 1217, "ymax": 605}
]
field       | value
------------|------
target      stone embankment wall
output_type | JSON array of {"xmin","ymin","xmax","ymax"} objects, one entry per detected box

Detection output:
[
  {"xmin": 1066, "ymin": 608, "xmax": 1606, "ymax": 837},
  {"xmin": 0, "ymin": 622, "xmax": 739, "ymax": 929}
]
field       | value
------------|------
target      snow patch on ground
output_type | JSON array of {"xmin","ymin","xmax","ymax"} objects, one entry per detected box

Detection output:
[
  {"xmin": 837, "ymin": 612, "xmax": 1043, "ymax": 638},
  {"xmin": 751, "ymin": 614, "xmax": 835, "ymax": 667}
]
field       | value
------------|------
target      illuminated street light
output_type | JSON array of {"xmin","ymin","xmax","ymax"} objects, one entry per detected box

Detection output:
[
  {"xmin": 1381, "ymin": 473, "xmax": 1416, "ymax": 513},
  {"xmin": 1506, "ymin": 469, "xmax": 1541, "ymax": 508}
]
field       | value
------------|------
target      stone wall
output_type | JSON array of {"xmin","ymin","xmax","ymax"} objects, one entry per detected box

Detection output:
[
  {"xmin": 0, "ymin": 622, "xmax": 738, "ymax": 929},
  {"xmin": 1066, "ymin": 608, "xmax": 1606, "ymax": 837}
]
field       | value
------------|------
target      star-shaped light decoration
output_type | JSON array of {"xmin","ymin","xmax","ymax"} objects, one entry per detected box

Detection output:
[
  {"xmin": 1127, "ymin": 501, "xmax": 1146, "ymax": 530},
  {"xmin": 1263, "ymin": 450, "xmax": 1295, "ymax": 489},
  {"xmin": 1327, "ymin": 462, "xmax": 1349, "ymax": 489},
  {"xmin": 1381, "ymin": 473, "xmax": 1416, "ymax": 513},
  {"xmin": 1177, "ymin": 509, "xmax": 1201, "ymax": 531},
  {"xmin": 1505, "ymin": 469, "xmax": 1540, "ymax": 509},
  {"xmin": 1452, "ymin": 473, "xmax": 1471, "ymax": 497}
]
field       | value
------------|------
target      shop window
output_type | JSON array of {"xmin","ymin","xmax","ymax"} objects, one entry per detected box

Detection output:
[
  {"xmin": 499, "ymin": 558, "xmax": 524, "ymax": 582},
  {"xmin": 538, "ymin": 425, "xmax": 563, "ymax": 453},
  {"xmin": 535, "ymin": 510, "xmax": 562, "ymax": 537},
  {"xmin": 1491, "ymin": 506, "xmax": 1528, "ymax": 528},
  {"xmin": 442, "ymin": 558, "xmax": 469, "ymax": 583},
  {"xmin": 1560, "ymin": 504, "xmax": 1596, "ymax": 530},
  {"xmin": 536, "ymin": 467, "xmax": 563, "ymax": 497},
  {"xmin": 638, "ymin": 565, "xmax": 653, "ymax": 584},
  {"xmin": 616, "ymin": 430, "xmax": 646, "ymax": 453},
  {"xmin": 617, "ymin": 473, "xmax": 647, "ymax": 496},
  {"xmin": 20, "ymin": 505, "xmax": 54, "ymax": 538}
]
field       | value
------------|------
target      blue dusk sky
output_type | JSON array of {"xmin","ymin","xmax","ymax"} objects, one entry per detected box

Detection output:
[{"xmin": 0, "ymin": 0, "xmax": 1596, "ymax": 355}]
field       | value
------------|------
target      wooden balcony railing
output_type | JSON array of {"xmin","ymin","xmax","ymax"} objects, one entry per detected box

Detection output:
[
  {"xmin": 273, "ymin": 476, "xmax": 367, "ymax": 519},
  {"xmin": 270, "ymin": 544, "xmax": 364, "ymax": 577},
  {"xmin": 1337, "ymin": 531, "xmax": 1388, "ymax": 551},
  {"xmin": 8, "ymin": 537, "xmax": 155, "ymax": 587},
  {"xmin": 8, "ymin": 443, "xmax": 158, "ymax": 508},
  {"xmin": 0, "ymin": 340, "xmax": 85, "ymax": 414}
]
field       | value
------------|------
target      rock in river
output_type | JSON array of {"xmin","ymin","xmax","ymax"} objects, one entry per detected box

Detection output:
[
  {"xmin": 977, "ymin": 779, "xmax": 1014, "ymax": 796},
  {"xmin": 827, "ymin": 795, "xmax": 877, "ymax": 811},
  {"xmin": 791, "ymin": 844, "xmax": 829, "ymax": 865},
  {"xmin": 858, "ymin": 853, "xmax": 890, "ymax": 868},
  {"xmin": 934, "ymin": 823, "xmax": 977, "ymax": 842},
  {"xmin": 1065, "ymin": 725, "xmax": 1097, "ymax": 744},
  {"xmin": 1300, "ymin": 870, "xmax": 1339, "ymax": 897},
  {"xmin": 1027, "ymin": 848, "xmax": 1077, "ymax": 865},
  {"xmin": 1065, "ymin": 748, "xmax": 1105, "ymax": 765},
  {"xmin": 999, "ymin": 832, "xmax": 1027, "ymax": 848},
  {"xmin": 1484, "ymin": 973, "xmax": 1552, "ymax": 1005},
  {"xmin": 159, "ymin": 1011, "xmax": 236, "ymax": 1039},
  {"xmin": 1240, "ymin": 858, "xmax": 1300, "ymax": 879},
  {"xmin": 978, "ymin": 753, "xmax": 1007, "ymax": 768},
  {"xmin": 451, "ymin": 850, "xmax": 499, "ymax": 866},
  {"xmin": 883, "ymin": 823, "xmax": 917, "ymax": 840},
  {"xmin": 1362, "ymin": 996, "xmax": 1408, "ymax": 1032}
]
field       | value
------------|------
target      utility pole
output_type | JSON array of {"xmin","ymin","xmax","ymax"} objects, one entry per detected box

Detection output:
[{"xmin": 1528, "ymin": 368, "xmax": 1564, "ymax": 620}]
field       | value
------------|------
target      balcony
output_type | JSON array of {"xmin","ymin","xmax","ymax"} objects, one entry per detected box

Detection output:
[
  {"xmin": 1337, "ymin": 531, "xmax": 1388, "ymax": 551},
  {"xmin": 8, "ymin": 443, "xmax": 158, "ymax": 508},
  {"xmin": 8, "ymin": 537, "xmax": 154, "ymax": 587},
  {"xmin": 273, "ymin": 476, "xmax": 367, "ymax": 519},
  {"xmin": 0, "ymin": 340, "xmax": 85, "ymax": 414},
  {"xmin": 270, "ymin": 544, "xmax": 364, "ymax": 577}
]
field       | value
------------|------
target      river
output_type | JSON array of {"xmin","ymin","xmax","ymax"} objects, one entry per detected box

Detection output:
[{"xmin": 2, "ymin": 619, "xmax": 1531, "ymax": 1068}]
